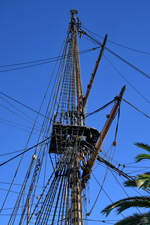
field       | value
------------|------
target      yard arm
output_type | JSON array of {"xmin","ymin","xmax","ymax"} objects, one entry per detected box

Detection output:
[
  {"xmin": 83, "ymin": 34, "xmax": 107, "ymax": 108},
  {"xmin": 81, "ymin": 86, "xmax": 126, "ymax": 189}
]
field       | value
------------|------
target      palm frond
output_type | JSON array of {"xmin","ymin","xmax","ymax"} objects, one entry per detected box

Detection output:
[
  {"xmin": 102, "ymin": 143, "xmax": 150, "ymax": 223},
  {"xmin": 135, "ymin": 143, "xmax": 150, "ymax": 153},
  {"xmin": 137, "ymin": 174, "xmax": 150, "ymax": 187},
  {"xmin": 102, "ymin": 196, "xmax": 150, "ymax": 216},
  {"xmin": 115, "ymin": 212, "xmax": 150, "ymax": 225},
  {"xmin": 136, "ymin": 153, "xmax": 150, "ymax": 162},
  {"xmin": 124, "ymin": 174, "xmax": 150, "ymax": 188},
  {"xmin": 141, "ymin": 181, "xmax": 150, "ymax": 189},
  {"xmin": 124, "ymin": 180, "xmax": 137, "ymax": 187},
  {"xmin": 117, "ymin": 199, "xmax": 150, "ymax": 213}
]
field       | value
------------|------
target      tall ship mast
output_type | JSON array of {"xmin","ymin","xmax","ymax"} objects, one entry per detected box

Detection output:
[{"xmin": 1, "ymin": 9, "xmax": 149, "ymax": 225}]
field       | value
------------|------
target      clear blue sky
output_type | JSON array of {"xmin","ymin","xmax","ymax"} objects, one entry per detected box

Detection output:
[{"xmin": 0, "ymin": 1, "xmax": 150, "ymax": 224}]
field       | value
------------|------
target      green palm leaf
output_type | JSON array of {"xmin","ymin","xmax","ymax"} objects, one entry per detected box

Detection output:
[
  {"xmin": 136, "ymin": 153, "xmax": 150, "ymax": 162},
  {"xmin": 102, "ymin": 143, "xmax": 150, "ymax": 223},
  {"xmin": 115, "ymin": 212, "xmax": 150, "ymax": 225},
  {"xmin": 102, "ymin": 196, "xmax": 150, "ymax": 216},
  {"xmin": 135, "ymin": 143, "xmax": 150, "ymax": 153},
  {"xmin": 124, "ymin": 180, "xmax": 137, "ymax": 187},
  {"xmin": 124, "ymin": 174, "xmax": 150, "ymax": 188}
]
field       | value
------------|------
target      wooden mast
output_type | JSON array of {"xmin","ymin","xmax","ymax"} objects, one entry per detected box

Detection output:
[
  {"xmin": 7, "ymin": 10, "xmax": 128, "ymax": 225},
  {"xmin": 69, "ymin": 10, "xmax": 126, "ymax": 224},
  {"xmin": 70, "ymin": 10, "xmax": 83, "ymax": 111},
  {"xmin": 70, "ymin": 9, "xmax": 83, "ymax": 225},
  {"xmin": 27, "ymin": 199, "xmax": 30, "ymax": 225}
]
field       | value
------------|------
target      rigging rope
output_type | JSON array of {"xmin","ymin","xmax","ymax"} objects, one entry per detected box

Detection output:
[
  {"xmin": 104, "ymin": 54, "xmax": 150, "ymax": 105},
  {"xmin": 0, "ymin": 47, "xmax": 99, "ymax": 73},
  {"xmin": 4, "ymin": 19, "xmax": 150, "ymax": 225},
  {"xmin": 105, "ymin": 46, "xmax": 150, "ymax": 80},
  {"xmin": 122, "ymin": 98, "xmax": 150, "ymax": 120},
  {"xmin": 81, "ymin": 29, "xmax": 150, "ymax": 80},
  {"xmin": 86, "ymin": 99, "xmax": 115, "ymax": 118},
  {"xmin": 0, "ymin": 117, "xmax": 39, "ymax": 135},
  {"xmin": 110, "ymin": 170, "xmax": 142, "ymax": 214},
  {"xmin": 82, "ymin": 25, "xmax": 150, "ymax": 56},
  {"xmin": 0, "ymin": 56, "xmax": 63, "ymax": 68},
  {"xmin": 85, "ymin": 93, "xmax": 150, "ymax": 122},
  {"xmin": 86, "ymin": 169, "xmax": 109, "ymax": 217},
  {"xmin": 0, "ymin": 102, "xmax": 39, "ymax": 127},
  {"xmin": 0, "ymin": 137, "xmax": 50, "ymax": 167},
  {"xmin": 0, "ymin": 91, "xmax": 47, "ymax": 118},
  {"xmin": 0, "ymin": 41, "xmax": 62, "ymax": 220}
]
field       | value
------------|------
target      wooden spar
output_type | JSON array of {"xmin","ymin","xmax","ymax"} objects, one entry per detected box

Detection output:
[
  {"xmin": 83, "ymin": 34, "xmax": 108, "ymax": 108},
  {"xmin": 27, "ymin": 199, "xmax": 30, "ymax": 225},
  {"xmin": 81, "ymin": 86, "xmax": 126, "ymax": 188},
  {"xmin": 70, "ymin": 10, "xmax": 83, "ymax": 225},
  {"xmin": 71, "ymin": 10, "xmax": 83, "ymax": 110},
  {"xmin": 71, "ymin": 160, "xmax": 83, "ymax": 225},
  {"xmin": 74, "ymin": 33, "xmax": 82, "ymax": 108}
]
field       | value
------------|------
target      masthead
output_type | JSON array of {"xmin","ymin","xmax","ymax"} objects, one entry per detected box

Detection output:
[{"xmin": 70, "ymin": 9, "xmax": 78, "ymax": 18}]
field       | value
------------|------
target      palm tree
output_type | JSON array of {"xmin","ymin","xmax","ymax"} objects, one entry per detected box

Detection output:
[
  {"xmin": 126, "ymin": 143, "xmax": 150, "ymax": 189},
  {"xmin": 102, "ymin": 143, "xmax": 150, "ymax": 225},
  {"xmin": 102, "ymin": 196, "xmax": 150, "ymax": 225},
  {"xmin": 115, "ymin": 212, "xmax": 150, "ymax": 225}
]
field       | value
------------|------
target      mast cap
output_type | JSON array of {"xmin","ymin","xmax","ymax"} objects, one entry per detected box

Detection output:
[{"xmin": 70, "ymin": 9, "xmax": 78, "ymax": 16}]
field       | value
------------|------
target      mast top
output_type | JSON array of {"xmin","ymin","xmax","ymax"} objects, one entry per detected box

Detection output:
[{"xmin": 70, "ymin": 9, "xmax": 78, "ymax": 18}]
